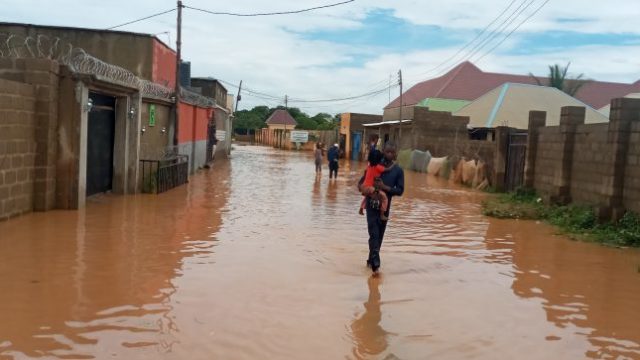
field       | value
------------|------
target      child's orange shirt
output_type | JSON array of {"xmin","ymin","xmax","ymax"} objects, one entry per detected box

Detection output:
[{"xmin": 363, "ymin": 164, "xmax": 385, "ymax": 187}]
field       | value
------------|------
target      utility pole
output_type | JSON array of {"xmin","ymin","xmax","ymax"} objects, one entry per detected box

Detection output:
[
  {"xmin": 398, "ymin": 69, "xmax": 403, "ymax": 142},
  {"xmin": 284, "ymin": 94, "xmax": 288, "ymax": 109},
  {"xmin": 233, "ymin": 80, "xmax": 242, "ymax": 148},
  {"xmin": 234, "ymin": 80, "xmax": 243, "ymax": 113},
  {"xmin": 398, "ymin": 69, "xmax": 403, "ymax": 121},
  {"xmin": 173, "ymin": 0, "xmax": 184, "ymax": 147},
  {"xmin": 388, "ymin": 74, "xmax": 391, "ymax": 104}
]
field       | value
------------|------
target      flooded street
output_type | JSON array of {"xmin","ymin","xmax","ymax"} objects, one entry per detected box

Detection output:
[{"xmin": 1, "ymin": 145, "xmax": 640, "ymax": 360}]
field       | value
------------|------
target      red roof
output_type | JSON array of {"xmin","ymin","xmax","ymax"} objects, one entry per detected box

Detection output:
[
  {"xmin": 265, "ymin": 109, "xmax": 298, "ymax": 126},
  {"xmin": 387, "ymin": 61, "xmax": 640, "ymax": 109}
]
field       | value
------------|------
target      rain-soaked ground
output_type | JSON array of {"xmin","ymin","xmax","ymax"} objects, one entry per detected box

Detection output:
[{"xmin": 1, "ymin": 145, "xmax": 640, "ymax": 360}]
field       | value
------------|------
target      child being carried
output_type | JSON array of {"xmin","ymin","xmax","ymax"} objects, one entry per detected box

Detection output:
[{"xmin": 359, "ymin": 148, "xmax": 392, "ymax": 221}]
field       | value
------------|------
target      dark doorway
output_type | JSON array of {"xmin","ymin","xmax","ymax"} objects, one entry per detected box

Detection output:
[{"xmin": 86, "ymin": 93, "xmax": 116, "ymax": 196}]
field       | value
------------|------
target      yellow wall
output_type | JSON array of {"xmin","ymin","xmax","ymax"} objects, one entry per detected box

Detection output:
[
  {"xmin": 340, "ymin": 113, "xmax": 352, "ymax": 159},
  {"xmin": 267, "ymin": 124, "xmax": 291, "ymax": 130}
]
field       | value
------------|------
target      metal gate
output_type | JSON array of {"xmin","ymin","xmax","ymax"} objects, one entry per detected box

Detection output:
[
  {"xmin": 351, "ymin": 131, "xmax": 362, "ymax": 160},
  {"xmin": 140, "ymin": 155, "xmax": 189, "ymax": 194},
  {"xmin": 86, "ymin": 93, "xmax": 116, "ymax": 196},
  {"xmin": 505, "ymin": 132, "xmax": 528, "ymax": 192}
]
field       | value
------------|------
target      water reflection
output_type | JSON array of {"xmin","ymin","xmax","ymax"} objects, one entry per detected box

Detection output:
[
  {"xmin": 1, "ymin": 146, "xmax": 640, "ymax": 359},
  {"xmin": 485, "ymin": 218, "xmax": 640, "ymax": 359},
  {"xmin": 351, "ymin": 275, "xmax": 388, "ymax": 359},
  {"xmin": 0, "ymin": 160, "xmax": 231, "ymax": 358}
]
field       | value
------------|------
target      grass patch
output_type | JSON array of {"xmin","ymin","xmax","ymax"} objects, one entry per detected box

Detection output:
[
  {"xmin": 483, "ymin": 188, "xmax": 640, "ymax": 247},
  {"xmin": 482, "ymin": 188, "xmax": 544, "ymax": 220}
]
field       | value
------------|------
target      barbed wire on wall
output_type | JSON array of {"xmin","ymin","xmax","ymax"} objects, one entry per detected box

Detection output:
[
  {"xmin": 0, "ymin": 33, "xmax": 177, "ymax": 101},
  {"xmin": 180, "ymin": 87, "xmax": 216, "ymax": 108},
  {"xmin": 141, "ymin": 79, "xmax": 175, "ymax": 100}
]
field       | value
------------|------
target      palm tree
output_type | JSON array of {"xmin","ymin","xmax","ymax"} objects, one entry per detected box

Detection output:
[{"xmin": 529, "ymin": 62, "xmax": 587, "ymax": 96}]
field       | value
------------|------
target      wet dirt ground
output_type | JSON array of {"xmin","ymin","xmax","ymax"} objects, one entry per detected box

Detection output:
[{"xmin": 1, "ymin": 145, "xmax": 640, "ymax": 359}]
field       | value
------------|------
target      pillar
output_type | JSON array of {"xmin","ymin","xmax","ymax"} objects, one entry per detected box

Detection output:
[
  {"xmin": 597, "ymin": 98, "xmax": 640, "ymax": 220},
  {"xmin": 549, "ymin": 106, "xmax": 585, "ymax": 204},
  {"xmin": 127, "ymin": 93, "xmax": 142, "ymax": 194},
  {"xmin": 524, "ymin": 111, "xmax": 546, "ymax": 188}
]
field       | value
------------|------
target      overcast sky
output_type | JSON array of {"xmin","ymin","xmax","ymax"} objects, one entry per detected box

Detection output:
[{"xmin": 3, "ymin": 0, "xmax": 640, "ymax": 114}]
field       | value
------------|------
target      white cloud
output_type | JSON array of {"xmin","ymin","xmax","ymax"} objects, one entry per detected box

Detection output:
[{"xmin": 3, "ymin": 0, "xmax": 640, "ymax": 114}]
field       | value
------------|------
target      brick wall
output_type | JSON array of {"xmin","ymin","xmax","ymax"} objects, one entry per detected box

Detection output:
[
  {"xmin": 404, "ymin": 107, "xmax": 499, "ymax": 184},
  {"xmin": 533, "ymin": 127, "xmax": 563, "ymax": 197},
  {"xmin": 0, "ymin": 78, "xmax": 36, "ymax": 220},
  {"xmin": 0, "ymin": 58, "xmax": 59, "ymax": 211},
  {"xmin": 570, "ymin": 124, "xmax": 610, "ymax": 204},
  {"xmin": 623, "ymin": 113, "xmax": 640, "ymax": 213},
  {"xmin": 527, "ymin": 99, "xmax": 640, "ymax": 220}
]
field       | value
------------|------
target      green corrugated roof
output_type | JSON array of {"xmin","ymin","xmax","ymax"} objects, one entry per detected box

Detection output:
[{"xmin": 416, "ymin": 98, "xmax": 470, "ymax": 113}]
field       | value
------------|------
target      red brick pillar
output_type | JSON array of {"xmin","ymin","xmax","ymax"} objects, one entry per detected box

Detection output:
[
  {"xmin": 598, "ymin": 98, "xmax": 640, "ymax": 220},
  {"xmin": 549, "ymin": 106, "xmax": 585, "ymax": 204},
  {"xmin": 524, "ymin": 111, "xmax": 546, "ymax": 188}
]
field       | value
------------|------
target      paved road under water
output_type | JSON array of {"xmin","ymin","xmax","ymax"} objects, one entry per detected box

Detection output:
[{"xmin": 1, "ymin": 145, "xmax": 640, "ymax": 360}]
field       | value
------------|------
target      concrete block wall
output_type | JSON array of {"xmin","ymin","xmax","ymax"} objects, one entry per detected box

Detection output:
[
  {"xmin": 0, "ymin": 58, "xmax": 59, "ymax": 211},
  {"xmin": 406, "ymin": 107, "xmax": 499, "ymax": 184},
  {"xmin": 528, "ymin": 98, "xmax": 640, "ymax": 220},
  {"xmin": 0, "ymin": 78, "xmax": 37, "ymax": 220},
  {"xmin": 570, "ymin": 124, "xmax": 610, "ymax": 205},
  {"xmin": 624, "ymin": 121, "xmax": 640, "ymax": 213},
  {"xmin": 532, "ymin": 127, "xmax": 562, "ymax": 196}
]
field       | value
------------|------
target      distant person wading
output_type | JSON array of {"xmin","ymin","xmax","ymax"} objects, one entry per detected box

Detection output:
[
  {"xmin": 314, "ymin": 142, "xmax": 324, "ymax": 174},
  {"xmin": 328, "ymin": 143, "xmax": 340, "ymax": 179}
]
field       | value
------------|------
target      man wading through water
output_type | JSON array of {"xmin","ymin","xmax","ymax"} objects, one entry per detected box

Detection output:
[{"xmin": 358, "ymin": 142, "xmax": 404, "ymax": 273}]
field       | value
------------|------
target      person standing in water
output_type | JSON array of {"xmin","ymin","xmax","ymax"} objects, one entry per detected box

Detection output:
[
  {"xmin": 327, "ymin": 143, "xmax": 340, "ymax": 179},
  {"xmin": 314, "ymin": 142, "xmax": 324, "ymax": 174},
  {"xmin": 358, "ymin": 142, "xmax": 404, "ymax": 273}
]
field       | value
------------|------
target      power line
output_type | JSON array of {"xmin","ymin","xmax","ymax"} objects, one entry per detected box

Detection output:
[
  {"xmin": 289, "ymin": 76, "xmax": 395, "ymax": 103},
  {"xmin": 184, "ymin": 0, "xmax": 355, "ymax": 17},
  {"xmin": 407, "ymin": 0, "xmax": 533, "ymax": 86},
  {"xmin": 411, "ymin": 0, "xmax": 521, "ymax": 79},
  {"xmin": 288, "ymin": 85, "xmax": 395, "ymax": 103},
  {"xmin": 106, "ymin": 8, "xmax": 176, "ymax": 30},
  {"xmin": 474, "ymin": 0, "xmax": 552, "ymax": 63},
  {"xmin": 462, "ymin": 0, "xmax": 538, "ymax": 64},
  {"xmin": 217, "ymin": 78, "xmax": 397, "ymax": 104},
  {"xmin": 217, "ymin": 79, "xmax": 280, "ymax": 99},
  {"xmin": 294, "ymin": 85, "xmax": 397, "ymax": 110},
  {"xmin": 407, "ymin": 0, "xmax": 542, "ymax": 87},
  {"xmin": 105, "ymin": 0, "xmax": 354, "ymax": 31}
]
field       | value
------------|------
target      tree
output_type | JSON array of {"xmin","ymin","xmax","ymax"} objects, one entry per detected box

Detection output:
[
  {"xmin": 311, "ymin": 112, "xmax": 335, "ymax": 130},
  {"xmin": 530, "ymin": 62, "xmax": 588, "ymax": 96},
  {"xmin": 233, "ymin": 106, "xmax": 271, "ymax": 132},
  {"xmin": 233, "ymin": 105, "xmax": 340, "ymax": 132}
]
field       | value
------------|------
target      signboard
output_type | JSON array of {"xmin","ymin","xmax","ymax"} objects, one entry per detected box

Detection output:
[
  {"xmin": 149, "ymin": 104, "xmax": 156, "ymax": 127},
  {"xmin": 290, "ymin": 130, "xmax": 309, "ymax": 143},
  {"xmin": 216, "ymin": 130, "xmax": 227, "ymax": 141}
]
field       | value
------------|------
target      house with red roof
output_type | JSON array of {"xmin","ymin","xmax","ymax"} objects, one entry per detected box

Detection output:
[
  {"xmin": 261, "ymin": 109, "xmax": 298, "ymax": 148},
  {"xmin": 265, "ymin": 109, "xmax": 298, "ymax": 129},
  {"xmin": 384, "ymin": 61, "xmax": 640, "ymax": 120}
]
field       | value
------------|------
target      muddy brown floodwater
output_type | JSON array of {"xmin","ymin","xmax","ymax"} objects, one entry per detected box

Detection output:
[{"xmin": 1, "ymin": 145, "xmax": 640, "ymax": 360}]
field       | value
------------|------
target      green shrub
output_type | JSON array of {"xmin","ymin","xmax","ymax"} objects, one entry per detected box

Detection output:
[{"xmin": 482, "ymin": 189, "xmax": 640, "ymax": 248}]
